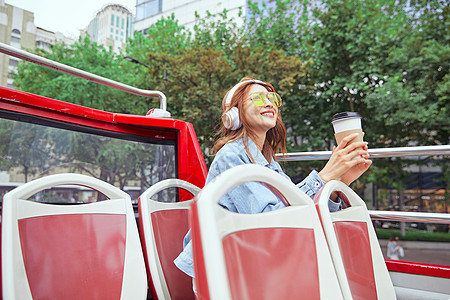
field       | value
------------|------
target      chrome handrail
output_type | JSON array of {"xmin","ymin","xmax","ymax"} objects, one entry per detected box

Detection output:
[
  {"xmin": 0, "ymin": 42, "xmax": 167, "ymax": 111},
  {"xmin": 369, "ymin": 210, "xmax": 450, "ymax": 224},
  {"xmin": 277, "ymin": 145, "xmax": 450, "ymax": 161}
]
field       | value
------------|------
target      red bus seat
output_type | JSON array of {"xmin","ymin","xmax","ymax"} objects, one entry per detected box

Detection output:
[
  {"xmin": 314, "ymin": 180, "xmax": 396, "ymax": 300},
  {"xmin": 191, "ymin": 164, "xmax": 343, "ymax": 300},
  {"xmin": 1, "ymin": 173, "xmax": 147, "ymax": 299},
  {"xmin": 138, "ymin": 179, "xmax": 200, "ymax": 300}
]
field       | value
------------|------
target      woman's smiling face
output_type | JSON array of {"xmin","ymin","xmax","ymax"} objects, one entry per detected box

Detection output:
[{"xmin": 243, "ymin": 84, "xmax": 279, "ymax": 137}]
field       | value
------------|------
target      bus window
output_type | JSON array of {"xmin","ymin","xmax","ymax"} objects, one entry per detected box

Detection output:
[{"xmin": 0, "ymin": 116, "xmax": 177, "ymax": 207}]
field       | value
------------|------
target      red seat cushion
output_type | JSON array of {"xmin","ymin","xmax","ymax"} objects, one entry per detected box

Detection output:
[
  {"xmin": 333, "ymin": 221, "xmax": 377, "ymax": 300},
  {"xmin": 151, "ymin": 209, "xmax": 195, "ymax": 300},
  {"xmin": 222, "ymin": 227, "xmax": 320, "ymax": 300},
  {"xmin": 19, "ymin": 214, "xmax": 126, "ymax": 300}
]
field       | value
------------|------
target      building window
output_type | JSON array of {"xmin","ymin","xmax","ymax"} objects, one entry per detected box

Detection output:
[
  {"xmin": 121, "ymin": 31, "xmax": 123, "ymax": 36},
  {"xmin": 35, "ymin": 40, "xmax": 53, "ymax": 49},
  {"xmin": 111, "ymin": 28, "xmax": 113, "ymax": 33},
  {"xmin": 116, "ymin": 16, "xmax": 120, "ymax": 27},
  {"xmin": 11, "ymin": 36, "xmax": 20, "ymax": 44},
  {"xmin": 111, "ymin": 14, "xmax": 114, "ymax": 26},
  {"xmin": 121, "ymin": 18, "xmax": 124, "ymax": 29},
  {"xmin": 12, "ymin": 29, "xmax": 21, "ymax": 35},
  {"xmin": 136, "ymin": 0, "xmax": 162, "ymax": 21},
  {"xmin": 9, "ymin": 59, "xmax": 18, "ymax": 67}
]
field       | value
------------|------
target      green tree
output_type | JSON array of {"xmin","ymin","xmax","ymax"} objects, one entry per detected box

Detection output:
[
  {"xmin": 381, "ymin": 0, "xmax": 449, "ymax": 146},
  {"xmin": 281, "ymin": 0, "xmax": 449, "ymax": 200},
  {"xmin": 14, "ymin": 36, "xmax": 149, "ymax": 115},
  {"xmin": 12, "ymin": 0, "xmax": 448, "ymax": 207},
  {"xmin": 4, "ymin": 123, "xmax": 62, "ymax": 182}
]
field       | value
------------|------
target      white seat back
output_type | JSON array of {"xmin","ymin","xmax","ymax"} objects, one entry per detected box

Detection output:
[
  {"xmin": 139, "ymin": 179, "xmax": 200, "ymax": 300},
  {"xmin": 315, "ymin": 180, "xmax": 396, "ymax": 300},
  {"xmin": 2, "ymin": 173, "xmax": 147, "ymax": 300}
]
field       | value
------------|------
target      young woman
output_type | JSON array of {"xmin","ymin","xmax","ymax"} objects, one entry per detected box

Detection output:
[{"xmin": 174, "ymin": 77, "xmax": 372, "ymax": 278}]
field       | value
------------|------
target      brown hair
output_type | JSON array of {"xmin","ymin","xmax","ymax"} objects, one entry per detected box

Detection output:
[{"xmin": 212, "ymin": 77, "xmax": 287, "ymax": 163}]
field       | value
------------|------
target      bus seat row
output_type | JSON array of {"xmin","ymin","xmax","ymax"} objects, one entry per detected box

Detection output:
[
  {"xmin": 1, "ymin": 173, "xmax": 199, "ymax": 300},
  {"xmin": 189, "ymin": 164, "xmax": 395, "ymax": 300},
  {"xmin": 190, "ymin": 164, "xmax": 342, "ymax": 300},
  {"xmin": 1, "ymin": 166, "xmax": 395, "ymax": 300}
]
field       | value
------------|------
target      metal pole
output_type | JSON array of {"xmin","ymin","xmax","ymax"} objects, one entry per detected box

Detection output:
[
  {"xmin": 0, "ymin": 42, "xmax": 167, "ymax": 111},
  {"xmin": 123, "ymin": 56, "xmax": 151, "ymax": 69}
]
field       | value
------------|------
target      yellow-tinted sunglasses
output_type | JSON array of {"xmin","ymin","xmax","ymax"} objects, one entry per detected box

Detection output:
[{"xmin": 249, "ymin": 92, "xmax": 282, "ymax": 107}]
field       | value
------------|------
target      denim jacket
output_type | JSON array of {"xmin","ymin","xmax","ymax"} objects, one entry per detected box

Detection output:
[{"xmin": 174, "ymin": 137, "xmax": 341, "ymax": 277}]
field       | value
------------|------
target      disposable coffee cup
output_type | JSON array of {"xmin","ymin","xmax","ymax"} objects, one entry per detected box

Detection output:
[{"xmin": 331, "ymin": 112, "xmax": 363, "ymax": 145}]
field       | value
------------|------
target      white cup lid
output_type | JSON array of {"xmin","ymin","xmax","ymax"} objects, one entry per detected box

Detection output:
[
  {"xmin": 331, "ymin": 112, "xmax": 362, "ymax": 132},
  {"xmin": 331, "ymin": 112, "xmax": 361, "ymax": 123}
]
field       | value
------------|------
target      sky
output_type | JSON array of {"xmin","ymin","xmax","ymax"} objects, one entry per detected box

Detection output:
[{"xmin": 8, "ymin": 0, "xmax": 136, "ymax": 39}]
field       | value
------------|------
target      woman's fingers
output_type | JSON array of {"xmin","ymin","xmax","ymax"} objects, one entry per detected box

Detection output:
[
  {"xmin": 349, "ymin": 155, "xmax": 370, "ymax": 166},
  {"xmin": 345, "ymin": 148, "xmax": 370, "ymax": 160},
  {"xmin": 341, "ymin": 141, "xmax": 368, "ymax": 153},
  {"xmin": 336, "ymin": 133, "xmax": 359, "ymax": 149}
]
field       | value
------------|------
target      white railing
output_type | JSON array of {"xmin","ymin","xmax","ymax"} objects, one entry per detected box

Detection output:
[
  {"xmin": 277, "ymin": 145, "xmax": 450, "ymax": 161},
  {"xmin": 279, "ymin": 145, "xmax": 450, "ymax": 224},
  {"xmin": 369, "ymin": 210, "xmax": 450, "ymax": 224}
]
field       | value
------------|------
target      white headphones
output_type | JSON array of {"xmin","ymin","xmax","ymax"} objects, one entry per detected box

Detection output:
[{"xmin": 222, "ymin": 79, "xmax": 265, "ymax": 130}]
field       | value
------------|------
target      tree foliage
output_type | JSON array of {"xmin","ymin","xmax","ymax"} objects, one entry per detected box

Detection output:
[{"xmin": 14, "ymin": 36, "xmax": 149, "ymax": 114}]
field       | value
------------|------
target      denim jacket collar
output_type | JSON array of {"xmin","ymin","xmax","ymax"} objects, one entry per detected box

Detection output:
[{"xmin": 240, "ymin": 137, "xmax": 283, "ymax": 173}]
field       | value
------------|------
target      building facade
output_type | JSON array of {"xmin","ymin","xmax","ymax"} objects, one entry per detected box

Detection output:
[
  {"xmin": 85, "ymin": 4, "xmax": 134, "ymax": 53},
  {"xmin": 35, "ymin": 27, "xmax": 74, "ymax": 51},
  {"xmin": 0, "ymin": 0, "xmax": 74, "ymax": 88},
  {"xmin": 134, "ymin": 0, "xmax": 247, "ymax": 35},
  {"xmin": 0, "ymin": 0, "xmax": 35, "ymax": 88}
]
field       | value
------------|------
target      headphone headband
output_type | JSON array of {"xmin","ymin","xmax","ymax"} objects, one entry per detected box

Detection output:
[{"xmin": 224, "ymin": 79, "xmax": 265, "ymax": 106}]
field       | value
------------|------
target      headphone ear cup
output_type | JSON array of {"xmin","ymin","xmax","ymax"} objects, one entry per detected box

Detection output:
[{"xmin": 222, "ymin": 107, "xmax": 241, "ymax": 130}]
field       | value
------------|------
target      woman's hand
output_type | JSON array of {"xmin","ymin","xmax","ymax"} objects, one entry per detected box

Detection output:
[{"xmin": 318, "ymin": 133, "xmax": 372, "ymax": 185}]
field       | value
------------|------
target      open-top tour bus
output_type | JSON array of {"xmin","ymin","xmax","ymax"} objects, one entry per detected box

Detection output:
[{"xmin": 0, "ymin": 43, "xmax": 449, "ymax": 299}]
